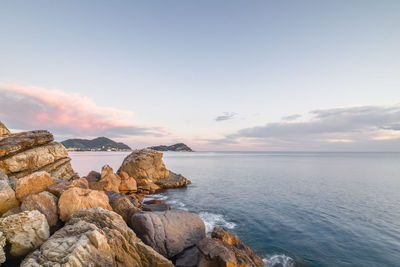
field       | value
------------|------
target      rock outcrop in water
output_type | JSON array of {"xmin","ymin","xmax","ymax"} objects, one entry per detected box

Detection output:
[
  {"xmin": 0, "ymin": 121, "xmax": 264, "ymax": 266},
  {"xmin": 118, "ymin": 149, "xmax": 191, "ymax": 190}
]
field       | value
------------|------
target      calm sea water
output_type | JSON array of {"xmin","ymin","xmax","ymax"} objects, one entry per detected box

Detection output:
[{"xmin": 69, "ymin": 151, "xmax": 400, "ymax": 267}]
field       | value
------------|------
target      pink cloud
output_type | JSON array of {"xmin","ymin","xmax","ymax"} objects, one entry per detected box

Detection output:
[{"xmin": 0, "ymin": 82, "xmax": 169, "ymax": 137}]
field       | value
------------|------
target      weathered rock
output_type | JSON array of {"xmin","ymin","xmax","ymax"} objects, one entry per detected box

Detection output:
[
  {"xmin": 144, "ymin": 199, "xmax": 164, "ymax": 205},
  {"xmin": 0, "ymin": 231, "xmax": 6, "ymax": 264},
  {"xmin": 137, "ymin": 178, "xmax": 161, "ymax": 193},
  {"xmin": 0, "ymin": 180, "xmax": 19, "ymax": 215},
  {"xmin": 130, "ymin": 210, "xmax": 206, "ymax": 258},
  {"xmin": 100, "ymin": 165, "xmax": 121, "ymax": 192},
  {"xmin": 118, "ymin": 149, "xmax": 170, "ymax": 181},
  {"xmin": 0, "ymin": 210, "xmax": 50, "ymax": 257},
  {"xmin": 175, "ymin": 246, "xmax": 201, "ymax": 267},
  {"xmin": 197, "ymin": 227, "xmax": 265, "ymax": 267},
  {"xmin": 156, "ymin": 171, "xmax": 191, "ymax": 189},
  {"xmin": 119, "ymin": 178, "xmax": 137, "ymax": 192},
  {"xmin": 0, "ymin": 142, "xmax": 67, "ymax": 175},
  {"xmin": 47, "ymin": 177, "xmax": 89, "ymax": 197},
  {"xmin": 109, "ymin": 194, "xmax": 140, "ymax": 223},
  {"xmin": 142, "ymin": 203, "xmax": 171, "ymax": 212},
  {"xmin": 0, "ymin": 130, "xmax": 53, "ymax": 158},
  {"xmin": 58, "ymin": 187, "xmax": 112, "ymax": 221},
  {"xmin": 14, "ymin": 171, "xmax": 55, "ymax": 201},
  {"xmin": 0, "ymin": 121, "xmax": 10, "ymax": 136},
  {"xmin": 21, "ymin": 191, "xmax": 59, "ymax": 226},
  {"xmin": 1, "ymin": 207, "xmax": 21, "ymax": 218},
  {"xmin": 41, "ymin": 157, "xmax": 77, "ymax": 181},
  {"xmin": 85, "ymin": 170, "xmax": 101, "ymax": 182},
  {"xmin": 21, "ymin": 208, "xmax": 173, "ymax": 267}
]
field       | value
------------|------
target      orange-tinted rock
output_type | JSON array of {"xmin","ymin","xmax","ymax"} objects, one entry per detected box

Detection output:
[
  {"xmin": 58, "ymin": 187, "xmax": 112, "ymax": 221},
  {"xmin": 0, "ymin": 180, "xmax": 19, "ymax": 215},
  {"xmin": 47, "ymin": 178, "xmax": 89, "ymax": 197},
  {"xmin": 15, "ymin": 171, "xmax": 55, "ymax": 201},
  {"xmin": 144, "ymin": 199, "xmax": 163, "ymax": 205},
  {"xmin": 119, "ymin": 177, "xmax": 137, "ymax": 193}
]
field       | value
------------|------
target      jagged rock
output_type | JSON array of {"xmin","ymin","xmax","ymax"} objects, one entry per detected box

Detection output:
[
  {"xmin": 0, "ymin": 142, "xmax": 67, "ymax": 175},
  {"xmin": 0, "ymin": 121, "xmax": 10, "ymax": 136},
  {"xmin": 142, "ymin": 203, "xmax": 171, "ymax": 212},
  {"xmin": 0, "ymin": 180, "xmax": 19, "ymax": 215},
  {"xmin": 58, "ymin": 187, "xmax": 112, "ymax": 221},
  {"xmin": 0, "ymin": 130, "xmax": 53, "ymax": 158},
  {"xmin": 47, "ymin": 177, "xmax": 89, "ymax": 197},
  {"xmin": 130, "ymin": 210, "xmax": 206, "ymax": 258},
  {"xmin": 118, "ymin": 149, "xmax": 170, "ymax": 181},
  {"xmin": 109, "ymin": 194, "xmax": 140, "ymax": 223},
  {"xmin": 100, "ymin": 165, "xmax": 121, "ymax": 192},
  {"xmin": 21, "ymin": 191, "xmax": 59, "ymax": 227},
  {"xmin": 14, "ymin": 171, "xmax": 55, "ymax": 201},
  {"xmin": 137, "ymin": 178, "xmax": 161, "ymax": 193},
  {"xmin": 197, "ymin": 227, "xmax": 265, "ymax": 267},
  {"xmin": 119, "ymin": 171, "xmax": 137, "ymax": 193},
  {"xmin": 0, "ymin": 231, "xmax": 6, "ymax": 264},
  {"xmin": 175, "ymin": 246, "xmax": 201, "ymax": 267},
  {"xmin": 21, "ymin": 208, "xmax": 173, "ymax": 267},
  {"xmin": 156, "ymin": 171, "xmax": 191, "ymax": 189},
  {"xmin": 0, "ymin": 210, "xmax": 50, "ymax": 257},
  {"xmin": 41, "ymin": 157, "xmax": 77, "ymax": 181}
]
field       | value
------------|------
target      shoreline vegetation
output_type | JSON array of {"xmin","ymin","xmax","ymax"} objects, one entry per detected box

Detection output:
[{"xmin": 0, "ymin": 121, "xmax": 265, "ymax": 266}]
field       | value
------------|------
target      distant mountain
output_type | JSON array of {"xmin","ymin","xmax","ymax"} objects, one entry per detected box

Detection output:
[
  {"xmin": 61, "ymin": 137, "xmax": 131, "ymax": 151},
  {"xmin": 148, "ymin": 143, "xmax": 193, "ymax": 152}
]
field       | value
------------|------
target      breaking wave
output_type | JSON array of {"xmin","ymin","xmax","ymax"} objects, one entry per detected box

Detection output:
[
  {"xmin": 263, "ymin": 254, "xmax": 295, "ymax": 267},
  {"xmin": 198, "ymin": 212, "xmax": 237, "ymax": 233}
]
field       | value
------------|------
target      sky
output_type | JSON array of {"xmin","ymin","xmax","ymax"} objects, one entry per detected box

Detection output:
[{"xmin": 1, "ymin": 0, "xmax": 400, "ymax": 151}]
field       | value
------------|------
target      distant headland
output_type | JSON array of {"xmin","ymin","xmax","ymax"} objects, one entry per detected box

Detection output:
[
  {"xmin": 61, "ymin": 137, "xmax": 131, "ymax": 151},
  {"xmin": 148, "ymin": 143, "xmax": 193, "ymax": 152}
]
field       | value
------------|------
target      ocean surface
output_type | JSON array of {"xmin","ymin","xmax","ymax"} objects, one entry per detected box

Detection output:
[{"xmin": 69, "ymin": 151, "xmax": 400, "ymax": 267}]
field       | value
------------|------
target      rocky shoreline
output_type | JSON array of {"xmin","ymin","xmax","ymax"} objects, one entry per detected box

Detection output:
[{"xmin": 0, "ymin": 121, "xmax": 265, "ymax": 266}]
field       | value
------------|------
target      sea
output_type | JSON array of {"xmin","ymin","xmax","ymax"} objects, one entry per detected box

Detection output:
[{"xmin": 69, "ymin": 151, "xmax": 400, "ymax": 267}]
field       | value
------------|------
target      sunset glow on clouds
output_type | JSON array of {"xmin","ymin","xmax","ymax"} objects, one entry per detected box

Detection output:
[{"xmin": 0, "ymin": 83, "xmax": 170, "ymax": 139}]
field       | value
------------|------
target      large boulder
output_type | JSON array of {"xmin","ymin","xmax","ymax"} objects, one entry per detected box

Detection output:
[
  {"xmin": 100, "ymin": 165, "xmax": 121, "ymax": 192},
  {"xmin": 21, "ymin": 208, "xmax": 173, "ymax": 267},
  {"xmin": 0, "ymin": 128, "xmax": 77, "ymax": 181},
  {"xmin": 155, "ymin": 171, "xmax": 191, "ymax": 189},
  {"xmin": 0, "ymin": 142, "xmax": 67, "ymax": 174},
  {"xmin": 130, "ymin": 210, "xmax": 206, "ymax": 258},
  {"xmin": 0, "ymin": 210, "xmax": 50, "ymax": 257},
  {"xmin": 197, "ymin": 227, "xmax": 265, "ymax": 267},
  {"xmin": 0, "ymin": 180, "xmax": 19, "ymax": 215},
  {"xmin": 0, "ymin": 231, "xmax": 6, "ymax": 264},
  {"xmin": 58, "ymin": 187, "xmax": 112, "ymax": 221},
  {"xmin": 0, "ymin": 130, "xmax": 53, "ymax": 158},
  {"xmin": 109, "ymin": 194, "xmax": 140, "ymax": 223},
  {"xmin": 21, "ymin": 191, "xmax": 59, "ymax": 227},
  {"xmin": 47, "ymin": 177, "xmax": 89, "ymax": 197},
  {"xmin": 118, "ymin": 149, "xmax": 169, "ymax": 181},
  {"xmin": 0, "ymin": 121, "xmax": 10, "ymax": 136},
  {"xmin": 119, "ymin": 171, "xmax": 137, "ymax": 193},
  {"xmin": 14, "ymin": 171, "xmax": 56, "ymax": 201}
]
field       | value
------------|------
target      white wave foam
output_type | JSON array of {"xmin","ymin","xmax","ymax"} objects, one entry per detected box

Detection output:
[
  {"xmin": 143, "ymin": 194, "xmax": 169, "ymax": 201},
  {"xmin": 263, "ymin": 254, "xmax": 295, "ymax": 267},
  {"xmin": 199, "ymin": 212, "xmax": 237, "ymax": 233}
]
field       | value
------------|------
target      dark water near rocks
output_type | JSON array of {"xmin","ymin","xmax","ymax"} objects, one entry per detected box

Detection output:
[{"xmin": 69, "ymin": 151, "xmax": 400, "ymax": 267}]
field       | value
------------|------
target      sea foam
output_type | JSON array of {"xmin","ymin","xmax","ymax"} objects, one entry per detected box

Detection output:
[
  {"xmin": 199, "ymin": 212, "xmax": 237, "ymax": 233},
  {"xmin": 263, "ymin": 254, "xmax": 295, "ymax": 267}
]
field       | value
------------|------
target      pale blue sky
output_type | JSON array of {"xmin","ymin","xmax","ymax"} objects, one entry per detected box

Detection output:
[{"xmin": 1, "ymin": 1, "xmax": 399, "ymax": 150}]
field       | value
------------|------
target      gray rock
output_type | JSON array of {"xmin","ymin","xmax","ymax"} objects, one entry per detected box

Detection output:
[
  {"xmin": 175, "ymin": 246, "xmax": 201, "ymax": 267},
  {"xmin": 142, "ymin": 203, "xmax": 171, "ymax": 212},
  {"xmin": 130, "ymin": 210, "xmax": 206, "ymax": 258}
]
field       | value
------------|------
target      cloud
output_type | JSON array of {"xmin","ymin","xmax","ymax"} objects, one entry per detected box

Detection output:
[
  {"xmin": 281, "ymin": 114, "xmax": 301, "ymax": 121},
  {"xmin": 210, "ymin": 104, "xmax": 400, "ymax": 151},
  {"xmin": 215, "ymin": 112, "xmax": 237, "ymax": 122},
  {"xmin": 0, "ymin": 83, "xmax": 169, "ymax": 138}
]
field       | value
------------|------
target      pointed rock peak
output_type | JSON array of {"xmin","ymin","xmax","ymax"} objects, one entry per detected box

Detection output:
[{"xmin": 0, "ymin": 121, "xmax": 10, "ymax": 136}]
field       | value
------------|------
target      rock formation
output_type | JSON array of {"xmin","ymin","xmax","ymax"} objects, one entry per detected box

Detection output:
[
  {"xmin": 22, "ymin": 208, "xmax": 173, "ymax": 267},
  {"xmin": 0, "ymin": 210, "xmax": 50, "ymax": 257},
  {"xmin": 197, "ymin": 227, "xmax": 265, "ymax": 267},
  {"xmin": 130, "ymin": 210, "xmax": 206, "ymax": 258},
  {"xmin": 58, "ymin": 187, "xmax": 112, "ymax": 221},
  {"xmin": 20, "ymin": 191, "xmax": 59, "ymax": 227},
  {"xmin": 0, "ymin": 127, "xmax": 77, "ymax": 180},
  {"xmin": 14, "ymin": 171, "xmax": 55, "ymax": 201},
  {"xmin": 0, "ymin": 231, "xmax": 6, "ymax": 264},
  {"xmin": 118, "ymin": 149, "xmax": 191, "ymax": 189},
  {"xmin": 0, "ymin": 121, "xmax": 10, "ymax": 136},
  {"xmin": 0, "ymin": 179, "xmax": 20, "ymax": 215}
]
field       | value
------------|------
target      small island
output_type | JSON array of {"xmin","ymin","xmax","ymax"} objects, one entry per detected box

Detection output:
[
  {"xmin": 148, "ymin": 143, "xmax": 193, "ymax": 152},
  {"xmin": 61, "ymin": 137, "xmax": 131, "ymax": 151}
]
